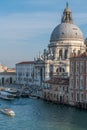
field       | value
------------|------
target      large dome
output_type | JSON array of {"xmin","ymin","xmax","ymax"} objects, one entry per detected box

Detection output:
[{"xmin": 50, "ymin": 23, "xmax": 83, "ymax": 42}]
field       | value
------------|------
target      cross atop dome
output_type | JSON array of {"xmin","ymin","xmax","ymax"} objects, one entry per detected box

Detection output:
[
  {"xmin": 66, "ymin": 1, "xmax": 68, "ymax": 8},
  {"xmin": 61, "ymin": 2, "xmax": 73, "ymax": 24}
]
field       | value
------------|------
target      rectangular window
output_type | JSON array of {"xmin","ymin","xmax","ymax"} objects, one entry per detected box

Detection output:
[
  {"xmin": 80, "ymin": 62, "xmax": 84, "ymax": 73},
  {"xmin": 76, "ymin": 93, "xmax": 79, "ymax": 102},
  {"xmin": 70, "ymin": 62, "xmax": 74, "ymax": 74},
  {"xmin": 76, "ymin": 61, "xmax": 79, "ymax": 74},
  {"xmin": 70, "ymin": 92, "xmax": 73, "ymax": 101},
  {"xmin": 76, "ymin": 77, "xmax": 79, "ymax": 89},
  {"xmin": 81, "ymin": 94, "xmax": 83, "ymax": 102},
  {"xmin": 80, "ymin": 77, "xmax": 84, "ymax": 90},
  {"xmin": 70, "ymin": 78, "xmax": 74, "ymax": 89}
]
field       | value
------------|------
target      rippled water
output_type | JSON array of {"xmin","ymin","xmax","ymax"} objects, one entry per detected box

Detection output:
[{"xmin": 0, "ymin": 98, "xmax": 87, "ymax": 130}]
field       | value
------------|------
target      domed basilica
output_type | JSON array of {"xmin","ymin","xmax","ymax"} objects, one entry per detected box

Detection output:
[{"xmin": 34, "ymin": 3, "xmax": 86, "ymax": 85}]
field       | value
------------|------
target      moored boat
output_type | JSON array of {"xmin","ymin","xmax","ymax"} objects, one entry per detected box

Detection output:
[
  {"xmin": 0, "ymin": 108, "xmax": 15, "ymax": 116},
  {"xmin": 2, "ymin": 88, "xmax": 21, "ymax": 98},
  {"xmin": 0, "ymin": 91, "xmax": 15, "ymax": 100},
  {"xmin": 2, "ymin": 87, "xmax": 18, "ymax": 94}
]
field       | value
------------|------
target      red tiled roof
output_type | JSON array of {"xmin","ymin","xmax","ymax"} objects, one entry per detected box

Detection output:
[
  {"xmin": 44, "ymin": 77, "xmax": 69, "ymax": 85},
  {"xmin": 16, "ymin": 61, "xmax": 34, "ymax": 65}
]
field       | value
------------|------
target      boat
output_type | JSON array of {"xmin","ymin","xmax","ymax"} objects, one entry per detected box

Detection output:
[
  {"xmin": 0, "ymin": 91, "xmax": 15, "ymax": 100},
  {"xmin": 2, "ymin": 88, "xmax": 21, "ymax": 98},
  {"xmin": 2, "ymin": 87, "xmax": 18, "ymax": 94},
  {"xmin": 0, "ymin": 108, "xmax": 15, "ymax": 116}
]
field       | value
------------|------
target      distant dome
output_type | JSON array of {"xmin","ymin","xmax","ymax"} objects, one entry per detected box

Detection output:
[
  {"xmin": 85, "ymin": 38, "xmax": 87, "ymax": 45},
  {"xmin": 64, "ymin": 7, "xmax": 71, "ymax": 12},
  {"xmin": 50, "ymin": 23, "xmax": 83, "ymax": 42}
]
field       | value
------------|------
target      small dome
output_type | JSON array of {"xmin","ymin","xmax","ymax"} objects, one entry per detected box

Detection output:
[
  {"xmin": 85, "ymin": 38, "xmax": 87, "ymax": 45},
  {"xmin": 64, "ymin": 7, "xmax": 71, "ymax": 13},
  {"xmin": 50, "ymin": 23, "xmax": 83, "ymax": 42}
]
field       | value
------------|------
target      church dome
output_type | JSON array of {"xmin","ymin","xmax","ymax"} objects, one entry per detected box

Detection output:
[
  {"xmin": 50, "ymin": 23, "xmax": 83, "ymax": 42},
  {"xmin": 85, "ymin": 38, "xmax": 87, "ymax": 45},
  {"xmin": 50, "ymin": 3, "xmax": 84, "ymax": 42},
  {"xmin": 64, "ymin": 7, "xmax": 71, "ymax": 13}
]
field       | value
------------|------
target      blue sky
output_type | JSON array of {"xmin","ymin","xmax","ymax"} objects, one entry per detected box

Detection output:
[{"xmin": 0, "ymin": 0, "xmax": 87, "ymax": 67}]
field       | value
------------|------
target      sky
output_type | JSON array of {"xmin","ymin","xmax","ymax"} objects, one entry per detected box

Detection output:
[{"xmin": 0, "ymin": 0, "xmax": 87, "ymax": 67}]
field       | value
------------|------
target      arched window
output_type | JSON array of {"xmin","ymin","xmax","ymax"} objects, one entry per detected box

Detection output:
[
  {"xmin": 59, "ymin": 67, "xmax": 62, "ymax": 72},
  {"xmin": 64, "ymin": 49, "xmax": 68, "ymax": 59},
  {"xmin": 59, "ymin": 50, "xmax": 62, "ymax": 59},
  {"xmin": 56, "ymin": 68, "xmax": 59, "ymax": 74},
  {"xmin": 50, "ymin": 65, "xmax": 53, "ymax": 77},
  {"xmin": 63, "ymin": 68, "xmax": 65, "ymax": 72},
  {"xmin": 56, "ymin": 67, "xmax": 65, "ymax": 74}
]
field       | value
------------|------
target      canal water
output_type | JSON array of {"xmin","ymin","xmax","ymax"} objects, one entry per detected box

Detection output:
[{"xmin": 0, "ymin": 98, "xmax": 87, "ymax": 130}]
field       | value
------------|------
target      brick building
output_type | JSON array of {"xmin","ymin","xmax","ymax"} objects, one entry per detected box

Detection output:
[{"xmin": 69, "ymin": 51, "xmax": 87, "ymax": 108}]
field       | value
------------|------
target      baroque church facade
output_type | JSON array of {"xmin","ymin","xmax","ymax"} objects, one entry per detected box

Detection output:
[{"xmin": 34, "ymin": 3, "xmax": 85, "ymax": 86}]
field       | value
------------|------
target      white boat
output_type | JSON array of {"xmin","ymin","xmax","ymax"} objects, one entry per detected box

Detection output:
[
  {"xmin": 0, "ymin": 91, "xmax": 15, "ymax": 100},
  {"xmin": 0, "ymin": 108, "xmax": 15, "ymax": 116},
  {"xmin": 2, "ymin": 88, "xmax": 21, "ymax": 98},
  {"xmin": 3, "ymin": 88, "xmax": 18, "ymax": 94}
]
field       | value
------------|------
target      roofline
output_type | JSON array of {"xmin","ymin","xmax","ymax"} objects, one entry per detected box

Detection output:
[{"xmin": 16, "ymin": 61, "xmax": 34, "ymax": 65}]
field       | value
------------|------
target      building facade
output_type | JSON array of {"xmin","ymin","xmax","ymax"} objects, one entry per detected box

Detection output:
[
  {"xmin": 69, "ymin": 51, "xmax": 87, "ymax": 108},
  {"xmin": 16, "ymin": 61, "xmax": 34, "ymax": 86},
  {"xmin": 0, "ymin": 64, "xmax": 16, "ymax": 86},
  {"xmin": 42, "ymin": 77, "xmax": 69, "ymax": 104}
]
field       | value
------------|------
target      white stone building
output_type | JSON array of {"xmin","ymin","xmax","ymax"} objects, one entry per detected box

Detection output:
[
  {"xmin": 0, "ymin": 64, "xmax": 16, "ymax": 86},
  {"xmin": 16, "ymin": 61, "xmax": 34, "ymax": 86},
  {"xmin": 42, "ymin": 77, "xmax": 69, "ymax": 104},
  {"xmin": 33, "ymin": 3, "xmax": 85, "ymax": 86}
]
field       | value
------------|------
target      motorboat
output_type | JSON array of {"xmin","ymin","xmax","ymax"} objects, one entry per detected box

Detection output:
[
  {"xmin": 2, "ymin": 88, "xmax": 21, "ymax": 98},
  {"xmin": 0, "ymin": 108, "xmax": 15, "ymax": 116},
  {"xmin": 2, "ymin": 87, "xmax": 18, "ymax": 94},
  {"xmin": 0, "ymin": 91, "xmax": 15, "ymax": 100}
]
